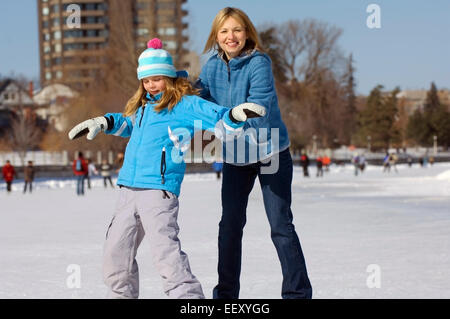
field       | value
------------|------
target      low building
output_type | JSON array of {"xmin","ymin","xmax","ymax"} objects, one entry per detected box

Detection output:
[
  {"xmin": 0, "ymin": 79, "xmax": 36, "ymax": 136},
  {"xmin": 33, "ymin": 83, "xmax": 78, "ymax": 131},
  {"xmin": 396, "ymin": 89, "xmax": 450, "ymax": 115}
]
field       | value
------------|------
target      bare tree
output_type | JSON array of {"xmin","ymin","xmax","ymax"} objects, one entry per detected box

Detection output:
[
  {"xmin": 278, "ymin": 20, "xmax": 306, "ymax": 83},
  {"xmin": 9, "ymin": 97, "xmax": 42, "ymax": 166},
  {"xmin": 262, "ymin": 19, "xmax": 350, "ymax": 150},
  {"xmin": 100, "ymin": 0, "xmax": 140, "ymax": 108}
]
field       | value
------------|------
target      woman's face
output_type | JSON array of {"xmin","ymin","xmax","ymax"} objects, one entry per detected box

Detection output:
[
  {"xmin": 143, "ymin": 76, "xmax": 167, "ymax": 96},
  {"xmin": 216, "ymin": 16, "xmax": 247, "ymax": 60}
]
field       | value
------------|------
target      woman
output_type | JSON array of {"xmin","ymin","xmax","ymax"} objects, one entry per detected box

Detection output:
[{"xmin": 197, "ymin": 7, "xmax": 312, "ymax": 299}]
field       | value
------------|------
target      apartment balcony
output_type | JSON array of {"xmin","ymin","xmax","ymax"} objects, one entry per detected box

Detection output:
[
  {"xmin": 63, "ymin": 37, "xmax": 107, "ymax": 44},
  {"xmin": 61, "ymin": 0, "xmax": 104, "ymax": 4},
  {"xmin": 62, "ymin": 23, "xmax": 106, "ymax": 30},
  {"xmin": 62, "ymin": 10, "xmax": 106, "ymax": 17},
  {"xmin": 63, "ymin": 49, "xmax": 106, "ymax": 57}
]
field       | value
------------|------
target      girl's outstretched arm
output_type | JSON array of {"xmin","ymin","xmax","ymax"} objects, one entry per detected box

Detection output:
[{"xmin": 68, "ymin": 113, "xmax": 135, "ymax": 140}]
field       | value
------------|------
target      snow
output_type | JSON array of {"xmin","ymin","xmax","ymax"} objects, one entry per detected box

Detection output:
[{"xmin": 1, "ymin": 163, "xmax": 450, "ymax": 299}]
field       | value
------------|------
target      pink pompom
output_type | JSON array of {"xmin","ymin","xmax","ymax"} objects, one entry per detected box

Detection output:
[{"xmin": 147, "ymin": 38, "xmax": 163, "ymax": 49}]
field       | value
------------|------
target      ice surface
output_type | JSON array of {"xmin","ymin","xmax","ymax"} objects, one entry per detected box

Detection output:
[{"xmin": 1, "ymin": 163, "xmax": 449, "ymax": 299}]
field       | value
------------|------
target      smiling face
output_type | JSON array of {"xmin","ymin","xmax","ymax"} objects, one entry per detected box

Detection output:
[
  {"xmin": 142, "ymin": 75, "xmax": 167, "ymax": 96},
  {"xmin": 216, "ymin": 16, "xmax": 247, "ymax": 60}
]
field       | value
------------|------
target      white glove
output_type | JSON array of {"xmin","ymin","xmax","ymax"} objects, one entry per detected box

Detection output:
[
  {"xmin": 68, "ymin": 116, "xmax": 108, "ymax": 140},
  {"xmin": 230, "ymin": 103, "xmax": 266, "ymax": 122}
]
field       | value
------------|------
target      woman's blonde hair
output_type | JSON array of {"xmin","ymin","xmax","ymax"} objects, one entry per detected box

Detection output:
[
  {"xmin": 123, "ymin": 77, "xmax": 199, "ymax": 116},
  {"xmin": 203, "ymin": 7, "xmax": 264, "ymax": 55}
]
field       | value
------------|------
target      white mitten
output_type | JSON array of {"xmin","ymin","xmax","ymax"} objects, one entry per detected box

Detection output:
[
  {"xmin": 230, "ymin": 103, "xmax": 266, "ymax": 122},
  {"xmin": 68, "ymin": 116, "xmax": 108, "ymax": 140}
]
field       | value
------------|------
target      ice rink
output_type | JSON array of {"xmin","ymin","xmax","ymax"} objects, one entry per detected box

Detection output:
[{"xmin": 1, "ymin": 162, "xmax": 449, "ymax": 299}]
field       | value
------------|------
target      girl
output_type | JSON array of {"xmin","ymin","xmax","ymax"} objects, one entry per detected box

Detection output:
[
  {"xmin": 196, "ymin": 8, "xmax": 313, "ymax": 299},
  {"xmin": 68, "ymin": 38, "xmax": 265, "ymax": 299}
]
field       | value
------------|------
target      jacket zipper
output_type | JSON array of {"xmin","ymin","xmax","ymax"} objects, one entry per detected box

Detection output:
[
  {"xmin": 139, "ymin": 105, "xmax": 146, "ymax": 127},
  {"xmin": 160, "ymin": 147, "xmax": 166, "ymax": 185}
]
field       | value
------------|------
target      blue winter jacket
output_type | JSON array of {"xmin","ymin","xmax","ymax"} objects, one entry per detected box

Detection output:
[
  {"xmin": 104, "ymin": 93, "xmax": 244, "ymax": 196},
  {"xmin": 196, "ymin": 50, "xmax": 290, "ymax": 164}
]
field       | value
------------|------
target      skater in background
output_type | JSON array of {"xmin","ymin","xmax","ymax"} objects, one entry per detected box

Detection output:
[
  {"xmin": 352, "ymin": 153, "xmax": 360, "ymax": 176},
  {"xmin": 197, "ymin": 7, "xmax": 312, "ymax": 299},
  {"xmin": 322, "ymin": 155, "xmax": 331, "ymax": 172},
  {"xmin": 85, "ymin": 158, "xmax": 99, "ymax": 189},
  {"xmin": 389, "ymin": 153, "xmax": 398, "ymax": 173},
  {"xmin": 359, "ymin": 154, "xmax": 366, "ymax": 173},
  {"xmin": 23, "ymin": 161, "xmax": 35, "ymax": 194},
  {"xmin": 100, "ymin": 159, "xmax": 114, "ymax": 188},
  {"xmin": 212, "ymin": 161, "xmax": 223, "ymax": 179},
  {"xmin": 68, "ymin": 38, "xmax": 265, "ymax": 299},
  {"xmin": 383, "ymin": 153, "xmax": 390, "ymax": 172},
  {"xmin": 316, "ymin": 156, "xmax": 323, "ymax": 177},
  {"xmin": 407, "ymin": 155, "xmax": 413, "ymax": 167},
  {"xmin": 300, "ymin": 150, "xmax": 310, "ymax": 177},
  {"xmin": 72, "ymin": 152, "xmax": 88, "ymax": 196},
  {"xmin": 2, "ymin": 160, "xmax": 16, "ymax": 193}
]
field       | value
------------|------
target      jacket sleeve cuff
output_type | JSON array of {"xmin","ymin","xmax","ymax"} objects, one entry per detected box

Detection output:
[{"xmin": 223, "ymin": 110, "xmax": 244, "ymax": 131}]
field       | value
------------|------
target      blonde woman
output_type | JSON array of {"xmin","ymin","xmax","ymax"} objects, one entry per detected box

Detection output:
[{"xmin": 197, "ymin": 7, "xmax": 313, "ymax": 299}]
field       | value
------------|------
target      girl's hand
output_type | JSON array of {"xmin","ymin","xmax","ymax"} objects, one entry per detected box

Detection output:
[
  {"xmin": 230, "ymin": 103, "xmax": 266, "ymax": 123},
  {"xmin": 68, "ymin": 116, "xmax": 109, "ymax": 140}
]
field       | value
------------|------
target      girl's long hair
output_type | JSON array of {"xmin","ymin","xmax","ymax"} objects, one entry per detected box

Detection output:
[
  {"xmin": 123, "ymin": 77, "xmax": 199, "ymax": 116},
  {"xmin": 203, "ymin": 7, "xmax": 264, "ymax": 55}
]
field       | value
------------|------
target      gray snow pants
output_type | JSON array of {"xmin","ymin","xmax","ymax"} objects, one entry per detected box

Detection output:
[{"xmin": 103, "ymin": 187, "xmax": 204, "ymax": 299}]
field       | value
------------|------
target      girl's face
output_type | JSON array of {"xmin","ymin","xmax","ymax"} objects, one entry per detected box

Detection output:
[
  {"xmin": 143, "ymin": 76, "xmax": 166, "ymax": 96},
  {"xmin": 216, "ymin": 16, "xmax": 247, "ymax": 60}
]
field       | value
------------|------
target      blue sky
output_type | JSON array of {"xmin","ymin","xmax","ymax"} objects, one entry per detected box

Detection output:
[{"xmin": 0, "ymin": 0, "xmax": 449, "ymax": 94}]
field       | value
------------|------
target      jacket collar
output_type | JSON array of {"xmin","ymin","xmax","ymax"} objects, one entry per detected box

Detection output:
[
  {"xmin": 218, "ymin": 49, "xmax": 259, "ymax": 67},
  {"xmin": 146, "ymin": 92, "xmax": 163, "ymax": 103}
]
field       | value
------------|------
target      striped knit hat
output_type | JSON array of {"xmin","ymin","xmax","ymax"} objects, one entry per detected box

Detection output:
[{"xmin": 137, "ymin": 38, "xmax": 182, "ymax": 80}]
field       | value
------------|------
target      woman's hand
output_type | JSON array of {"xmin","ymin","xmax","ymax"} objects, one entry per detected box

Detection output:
[
  {"xmin": 68, "ymin": 116, "xmax": 109, "ymax": 140},
  {"xmin": 230, "ymin": 103, "xmax": 266, "ymax": 123}
]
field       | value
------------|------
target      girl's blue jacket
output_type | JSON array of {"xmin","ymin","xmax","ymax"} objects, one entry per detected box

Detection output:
[
  {"xmin": 104, "ymin": 93, "xmax": 243, "ymax": 196},
  {"xmin": 196, "ymin": 50, "xmax": 290, "ymax": 164}
]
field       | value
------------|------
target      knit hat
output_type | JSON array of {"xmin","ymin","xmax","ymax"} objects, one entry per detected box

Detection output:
[{"xmin": 137, "ymin": 38, "xmax": 186, "ymax": 80}]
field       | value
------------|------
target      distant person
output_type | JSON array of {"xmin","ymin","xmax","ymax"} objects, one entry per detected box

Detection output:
[
  {"xmin": 72, "ymin": 152, "xmax": 88, "ymax": 195},
  {"xmin": 383, "ymin": 153, "xmax": 390, "ymax": 173},
  {"xmin": 100, "ymin": 159, "xmax": 114, "ymax": 188},
  {"xmin": 23, "ymin": 161, "xmax": 35, "ymax": 194},
  {"xmin": 2, "ymin": 160, "xmax": 16, "ymax": 193},
  {"xmin": 429, "ymin": 156, "xmax": 434, "ymax": 166},
  {"xmin": 212, "ymin": 161, "xmax": 223, "ymax": 179},
  {"xmin": 407, "ymin": 156, "xmax": 413, "ymax": 167},
  {"xmin": 359, "ymin": 155, "xmax": 366, "ymax": 173},
  {"xmin": 86, "ymin": 158, "xmax": 99, "ymax": 189},
  {"xmin": 389, "ymin": 154, "xmax": 398, "ymax": 173},
  {"xmin": 316, "ymin": 156, "xmax": 323, "ymax": 177},
  {"xmin": 423, "ymin": 155, "xmax": 428, "ymax": 167},
  {"xmin": 300, "ymin": 151, "xmax": 310, "ymax": 177},
  {"xmin": 418, "ymin": 157, "xmax": 424, "ymax": 167},
  {"xmin": 322, "ymin": 155, "xmax": 331, "ymax": 172},
  {"xmin": 352, "ymin": 153, "xmax": 360, "ymax": 176}
]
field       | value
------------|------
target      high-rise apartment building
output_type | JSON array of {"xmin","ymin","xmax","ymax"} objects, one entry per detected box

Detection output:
[{"xmin": 37, "ymin": 0, "xmax": 188, "ymax": 91}]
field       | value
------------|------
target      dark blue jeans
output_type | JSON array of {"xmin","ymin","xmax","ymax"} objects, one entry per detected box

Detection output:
[
  {"xmin": 76, "ymin": 175, "xmax": 85, "ymax": 195},
  {"xmin": 213, "ymin": 149, "xmax": 312, "ymax": 299}
]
